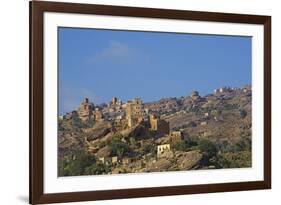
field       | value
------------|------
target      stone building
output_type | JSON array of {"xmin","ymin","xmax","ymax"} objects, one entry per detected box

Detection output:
[
  {"xmin": 191, "ymin": 90, "xmax": 199, "ymax": 97},
  {"xmin": 170, "ymin": 131, "xmax": 182, "ymax": 142},
  {"xmin": 122, "ymin": 157, "xmax": 133, "ymax": 165},
  {"xmin": 113, "ymin": 115, "xmax": 127, "ymax": 131},
  {"xmin": 157, "ymin": 144, "xmax": 170, "ymax": 153},
  {"xmin": 109, "ymin": 97, "xmax": 122, "ymax": 111},
  {"xmin": 144, "ymin": 98, "xmax": 178, "ymax": 113},
  {"xmin": 111, "ymin": 97, "xmax": 118, "ymax": 105},
  {"xmin": 77, "ymin": 98, "xmax": 94, "ymax": 121},
  {"xmin": 93, "ymin": 108, "xmax": 103, "ymax": 121},
  {"xmin": 200, "ymin": 121, "xmax": 208, "ymax": 126},
  {"xmin": 126, "ymin": 98, "xmax": 143, "ymax": 127},
  {"xmin": 98, "ymin": 156, "xmax": 120, "ymax": 165},
  {"xmin": 149, "ymin": 114, "xmax": 170, "ymax": 135},
  {"xmin": 189, "ymin": 90, "xmax": 205, "ymax": 103},
  {"xmin": 214, "ymin": 86, "xmax": 232, "ymax": 94},
  {"xmin": 242, "ymin": 85, "xmax": 251, "ymax": 93},
  {"xmin": 111, "ymin": 156, "xmax": 120, "ymax": 164},
  {"xmin": 98, "ymin": 157, "xmax": 111, "ymax": 165},
  {"xmin": 110, "ymin": 97, "xmax": 122, "ymax": 106},
  {"xmin": 157, "ymin": 144, "xmax": 171, "ymax": 157}
]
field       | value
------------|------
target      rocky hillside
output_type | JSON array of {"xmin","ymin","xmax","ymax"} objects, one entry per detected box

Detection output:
[{"xmin": 58, "ymin": 85, "xmax": 252, "ymax": 176}]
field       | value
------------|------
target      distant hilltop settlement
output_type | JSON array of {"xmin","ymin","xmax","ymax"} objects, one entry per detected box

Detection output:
[
  {"xmin": 61, "ymin": 96, "xmax": 170, "ymax": 131},
  {"xmin": 58, "ymin": 85, "xmax": 252, "ymax": 176}
]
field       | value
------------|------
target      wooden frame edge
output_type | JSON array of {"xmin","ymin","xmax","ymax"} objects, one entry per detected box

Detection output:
[
  {"xmin": 30, "ymin": 1, "xmax": 44, "ymax": 204},
  {"xmin": 263, "ymin": 16, "xmax": 272, "ymax": 189},
  {"xmin": 34, "ymin": 181, "xmax": 269, "ymax": 204}
]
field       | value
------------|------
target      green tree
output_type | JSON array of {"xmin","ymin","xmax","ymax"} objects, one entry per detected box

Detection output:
[
  {"xmin": 110, "ymin": 137, "xmax": 130, "ymax": 157},
  {"xmin": 142, "ymin": 144, "xmax": 156, "ymax": 156},
  {"xmin": 58, "ymin": 150, "xmax": 96, "ymax": 176},
  {"xmin": 234, "ymin": 137, "xmax": 252, "ymax": 152},
  {"xmin": 216, "ymin": 151, "xmax": 251, "ymax": 168},
  {"xmin": 173, "ymin": 137, "xmax": 198, "ymax": 152},
  {"xmin": 197, "ymin": 139, "xmax": 218, "ymax": 166},
  {"xmin": 84, "ymin": 163, "xmax": 111, "ymax": 175}
]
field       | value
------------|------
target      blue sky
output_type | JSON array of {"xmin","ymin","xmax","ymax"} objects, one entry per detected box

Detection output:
[{"xmin": 58, "ymin": 27, "xmax": 252, "ymax": 114}]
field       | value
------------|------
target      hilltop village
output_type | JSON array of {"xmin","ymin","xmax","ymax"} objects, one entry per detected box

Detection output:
[{"xmin": 58, "ymin": 85, "xmax": 252, "ymax": 176}]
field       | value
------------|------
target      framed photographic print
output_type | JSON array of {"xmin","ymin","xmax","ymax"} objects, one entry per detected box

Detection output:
[{"xmin": 29, "ymin": 0, "xmax": 271, "ymax": 204}]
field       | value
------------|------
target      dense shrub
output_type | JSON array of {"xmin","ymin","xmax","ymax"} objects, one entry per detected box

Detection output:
[
  {"xmin": 84, "ymin": 163, "xmax": 111, "ymax": 175},
  {"xmin": 197, "ymin": 139, "xmax": 218, "ymax": 166},
  {"xmin": 216, "ymin": 151, "xmax": 251, "ymax": 168},
  {"xmin": 209, "ymin": 138, "xmax": 252, "ymax": 168},
  {"xmin": 198, "ymin": 139, "xmax": 217, "ymax": 158},
  {"xmin": 142, "ymin": 144, "xmax": 156, "ymax": 156},
  {"xmin": 173, "ymin": 138, "xmax": 198, "ymax": 151},
  {"xmin": 234, "ymin": 137, "xmax": 252, "ymax": 152},
  {"xmin": 58, "ymin": 150, "xmax": 96, "ymax": 176},
  {"xmin": 110, "ymin": 137, "xmax": 131, "ymax": 157}
]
